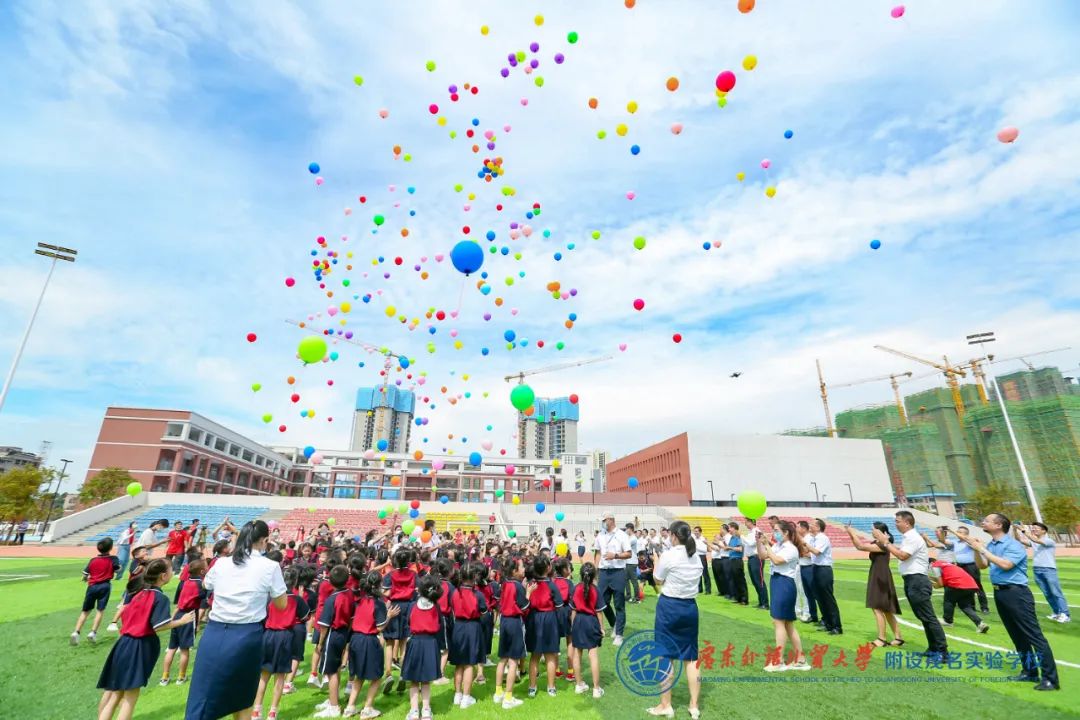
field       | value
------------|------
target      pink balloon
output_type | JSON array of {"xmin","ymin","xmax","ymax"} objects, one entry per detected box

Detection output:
[
  {"xmin": 449, "ymin": 329, "xmax": 458, "ymax": 338},
  {"xmin": 432, "ymin": 459, "xmax": 445, "ymax": 471},
  {"xmin": 997, "ymin": 126, "xmax": 1019, "ymax": 143},
  {"xmin": 435, "ymin": 254, "xmax": 445, "ymax": 262},
  {"xmin": 520, "ymin": 98, "xmax": 529, "ymax": 106},
  {"xmin": 626, "ymin": 191, "xmax": 636, "ymax": 200},
  {"xmin": 760, "ymin": 159, "xmax": 771, "ymax": 169},
  {"xmin": 670, "ymin": 122, "xmax": 683, "ymax": 135},
  {"xmin": 481, "ymin": 440, "xmax": 494, "ymax": 451},
  {"xmin": 505, "ymin": 465, "xmax": 516, "ymax": 475},
  {"xmin": 378, "ymin": 109, "xmax": 389, "ymax": 118},
  {"xmin": 890, "ymin": 5, "xmax": 905, "ymax": 18},
  {"xmin": 510, "ymin": 308, "xmax": 519, "ymax": 315},
  {"xmin": 483, "ymin": 130, "xmax": 494, "ymax": 140},
  {"xmin": 633, "ymin": 298, "xmax": 645, "ymax": 311},
  {"xmin": 619, "ymin": 343, "xmax": 628, "ymax": 351},
  {"xmin": 310, "ymin": 453, "xmax": 324, "ymax": 465},
  {"xmin": 503, "ymin": 125, "xmax": 512, "ymax": 132},
  {"xmin": 315, "ymin": 177, "xmax": 324, "ymax": 186},
  {"xmin": 327, "ymin": 307, "xmax": 338, "ymax": 316},
  {"xmin": 522, "ymin": 226, "xmax": 533, "ymax": 236}
]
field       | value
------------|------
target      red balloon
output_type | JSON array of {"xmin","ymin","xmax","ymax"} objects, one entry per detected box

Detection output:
[
  {"xmin": 633, "ymin": 298, "xmax": 645, "ymax": 311},
  {"xmin": 246, "ymin": 333, "xmax": 257, "ymax": 343},
  {"xmin": 569, "ymin": 393, "xmax": 579, "ymax": 404},
  {"xmin": 291, "ymin": 393, "xmax": 300, "ymax": 403},
  {"xmin": 715, "ymin": 71, "xmax": 736, "ymax": 93},
  {"xmin": 673, "ymin": 333, "xmax": 683, "ymax": 343},
  {"xmin": 542, "ymin": 479, "xmax": 551, "ymax": 488},
  {"xmin": 410, "ymin": 500, "xmax": 420, "ymax": 509},
  {"xmin": 278, "ymin": 425, "xmax": 287, "ymax": 432}
]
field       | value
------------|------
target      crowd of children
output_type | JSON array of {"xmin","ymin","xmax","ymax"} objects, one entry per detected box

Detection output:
[{"xmin": 82, "ymin": 522, "xmax": 613, "ymax": 720}]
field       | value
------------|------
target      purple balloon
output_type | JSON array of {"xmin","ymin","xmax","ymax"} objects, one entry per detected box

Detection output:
[
  {"xmin": 554, "ymin": 53, "xmax": 565, "ymax": 64},
  {"xmin": 500, "ymin": 68, "xmax": 510, "ymax": 78},
  {"xmin": 529, "ymin": 59, "xmax": 539, "ymax": 69}
]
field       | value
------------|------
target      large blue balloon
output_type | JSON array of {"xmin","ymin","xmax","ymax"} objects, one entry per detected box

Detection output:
[
  {"xmin": 469, "ymin": 451, "xmax": 483, "ymax": 466},
  {"xmin": 377, "ymin": 439, "xmax": 389, "ymax": 451},
  {"xmin": 536, "ymin": 502, "xmax": 546, "ymax": 514},
  {"xmin": 303, "ymin": 445, "xmax": 315, "ymax": 458},
  {"xmin": 451, "ymin": 241, "xmax": 484, "ymax": 276}
]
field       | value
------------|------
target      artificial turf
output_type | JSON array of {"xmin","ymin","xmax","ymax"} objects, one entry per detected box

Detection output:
[{"xmin": 1, "ymin": 557, "xmax": 1077, "ymax": 720}]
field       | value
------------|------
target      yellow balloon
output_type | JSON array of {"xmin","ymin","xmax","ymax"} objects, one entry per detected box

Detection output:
[
  {"xmin": 742, "ymin": 54, "xmax": 758, "ymax": 71},
  {"xmin": 453, "ymin": 340, "xmax": 463, "ymax": 350},
  {"xmin": 552, "ymin": 459, "xmax": 561, "ymax": 468},
  {"xmin": 385, "ymin": 305, "xmax": 396, "ymax": 317},
  {"xmin": 765, "ymin": 186, "xmax": 777, "ymax": 198},
  {"xmin": 736, "ymin": 172, "xmax": 746, "ymax": 182},
  {"xmin": 340, "ymin": 302, "xmax": 351, "ymax": 313},
  {"xmin": 437, "ymin": 116, "xmax": 447, "ymax": 126},
  {"xmin": 616, "ymin": 123, "xmax": 628, "ymax": 137},
  {"xmin": 556, "ymin": 543, "xmax": 569, "ymax": 555},
  {"xmin": 512, "ymin": 496, "xmax": 521, "ymax": 505},
  {"xmin": 626, "ymin": 100, "xmax": 638, "ymax": 114},
  {"xmin": 480, "ymin": 25, "xmax": 489, "ymax": 35}
]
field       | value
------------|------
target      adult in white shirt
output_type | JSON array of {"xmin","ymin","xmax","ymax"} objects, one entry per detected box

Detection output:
[
  {"xmin": 185, "ymin": 520, "xmax": 287, "ymax": 720},
  {"xmin": 795, "ymin": 521, "xmax": 817, "ymax": 624},
  {"xmin": 808, "ymin": 518, "xmax": 842, "ymax": 634},
  {"xmin": 660, "ymin": 528, "xmax": 673, "ymax": 552},
  {"xmin": 691, "ymin": 526, "xmax": 711, "ymax": 596},
  {"xmin": 138, "ymin": 520, "xmax": 168, "ymax": 558},
  {"xmin": 625, "ymin": 524, "xmax": 641, "ymax": 604},
  {"xmin": 591, "ymin": 511, "xmax": 632, "ymax": 646},
  {"xmin": 873, "ymin": 510, "xmax": 948, "ymax": 659},
  {"xmin": 743, "ymin": 525, "xmax": 768, "ymax": 609},
  {"xmin": 649, "ymin": 521, "xmax": 702, "ymax": 719},
  {"xmin": 757, "ymin": 520, "xmax": 809, "ymax": 672},
  {"xmin": 420, "ymin": 519, "xmax": 441, "ymax": 558}
]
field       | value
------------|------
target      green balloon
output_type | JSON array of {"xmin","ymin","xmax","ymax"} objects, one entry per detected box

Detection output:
[
  {"xmin": 353, "ymin": 75, "xmax": 364, "ymax": 86},
  {"xmin": 556, "ymin": 342, "xmax": 565, "ymax": 350},
  {"xmin": 567, "ymin": 31, "xmax": 579, "ymax": 44},
  {"xmin": 126, "ymin": 482, "xmax": 142, "ymax": 497},
  {"xmin": 378, "ymin": 510, "xmax": 387, "ymax": 519},
  {"xmin": 633, "ymin": 236, "xmax": 647, "ymax": 250},
  {"xmin": 297, "ymin": 336, "xmax": 327, "ymax": 364},
  {"xmin": 398, "ymin": 503, "xmax": 408, "ymax": 514},
  {"xmin": 737, "ymin": 490, "xmax": 768, "ymax": 521},
  {"xmin": 261, "ymin": 413, "xmax": 273, "ymax": 423},
  {"xmin": 251, "ymin": 383, "xmax": 261, "ymax": 392},
  {"xmin": 510, "ymin": 384, "xmax": 536, "ymax": 411},
  {"xmin": 508, "ymin": 530, "xmax": 517, "ymax": 538},
  {"xmin": 402, "ymin": 520, "xmax": 416, "ymax": 535},
  {"xmin": 373, "ymin": 215, "xmax": 385, "ymax": 226},
  {"xmin": 494, "ymin": 489, "xmax": 504, "ymax": 498}
]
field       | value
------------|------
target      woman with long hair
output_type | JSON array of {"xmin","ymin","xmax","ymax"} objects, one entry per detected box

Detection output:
[
  {"xmin": 184, "ymin": 520, "xmax": 287, "ymax": 720},
  {"xmin": 648, "ymin": 521, "xmax": 702, "ymax": 719},
  {"xmin": 845, "ymin": 522, "xmax": 903, "ymax": 647},
  {"xmin": 757, "ymin": 520, "xmax": 810, "ymax": 672}
]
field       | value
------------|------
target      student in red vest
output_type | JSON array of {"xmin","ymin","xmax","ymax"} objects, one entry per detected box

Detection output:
[
  {"xmin": 345, "ymin": 571, "xmax": 399, "ymax": 719},
  {"xmin": 552, "ymin": 558, "xmax": 576, "ymax": 681},
  {"xmin": 433, "ymin": 558, "xmax": 457, "ymax": 685},
  {"xmin": 475, "ymin": 564, "xmax": 500, "ymax": 681},
  {"xmin": 493, "ymin": 557, "xmax": 532, "ymax": 709},
  {"xmin": 380, "ymin": 549, "xmax": 418, "ymax": 695},
  {"xmin": 526, "ymin": 555, "xmax": 564, "ymax": 698},
  {"xmin": 930, "ymin": 559, "xmax": 990, "ymax": 633},
  {"xmin": 308, "ymin": 557, "xmax": 343, "ymax": 689},
  {"xmin": 570, "ymin": 562, "xmax": 606, "ymax": 698},
  {"xmin": 72, "ymin": 538, "xmax": 122, "ymax": 646},
  {"xmin": 97, "ymin": 560, "xmax": 195, "ymax": 720},
  {"xmin": 449, "ymin": 563, "xmax": 489, "ymax": 708},
  {"xmin": 401, "ymin": 575, "xmax": 445, "ymax": 720},
  {"xmin": 254, "ymin": 567, "xmax": 310, "ymax": 720},
  {"xmin": 314, "ymin": 566, "xmax": 355, "ymax": 718},
  {"xmin": 160, "ymin": 559, "xmax": 208, "ymax": 686}
]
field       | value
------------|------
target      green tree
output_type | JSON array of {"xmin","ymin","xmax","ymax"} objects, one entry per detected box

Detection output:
[
  {"xmin": 1042, "ymin": 495, "xmax": 1080, "ymax": 539},
  {"xmin": 0, "ymin": 466, "xmax": 51, "ymax": 540},
  {"xmin": 78, "ymin": 467, "xmax": 135, "ymax": 507},
  {"xmin": 964, "ymin": 482, "xmax": 1031, "ymax": 522}
]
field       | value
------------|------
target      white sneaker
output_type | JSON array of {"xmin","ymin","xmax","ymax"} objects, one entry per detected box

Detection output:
[
  {"xmin": 484, "ymin": 659, "xmax": 496, "ymax": 667},
  {"xmin": 592, "ymin": 687, "xmax": 604, "ymax": 699},
  {"xmin": 345, "ymin": 681, "xmax": 355, "ymax": 694},
  {"xmin": 316, "ymin": 700, "xmax": 332, "ymax": 711},
  {"xmin": 381, "ymin": 675, "xmax": 395, "ymax": 695},
  {"xmin": 546, "ymin": 688, "xmax": 556, "ymax": 697},
  {"xmin": 492, "ymin": 692, "xmax": 504, "ymax": 704},
  {"xmin": 938, "ymin": 618, "xmax": 953, "ymax": 627},
  {"xmin": 501, "ymin": 697, "xmax": 524, "ymax": 710},
  {"xmin": 1058, "ymin": 615, "xmax": 1071, "ymax": 624},
  {"xmin": 313, "ymin": 707, "xmax": 342, "ymax": 719},
  {"xmin": 158, "ymin": 678, "xmax": 170, "ymax": 686},
  {"xmin": 788, "ymin": 660, "xmax": 811, "ymax": 671},
  {"xmin": 433, "ymin": 677, "xmax": 451, "ymax": 686},
  {"xmin": 70, "ymin": 632, "xmax": 79, "ymax": 646},
  {"xmin": 763, "ymin": 663, "xmax": 786, "ymax": 673},
  {"xmin": 574, "ymin": 683, "xmax": 589, "ymax": 695},
  {"xmin": 612, "ymin": 635, "xmax": 624, "ymax": 647},
  {"xmin": 342, "ymin": 708, "xmax": 360, "ymax": 718},
  {"xmin": 87, "ymin": 631, "xmax": 97, "ymax": 643},
  {"xmin": 405, "ymin": 711, "xmax": 418, "ymax": 720},
  {"xmin": 282, "ymin": 682, "xmax": 296, "ymax": 694},
  {"xmin": 308, "ymin": 674, "xmax": 321, "ymax": 687},
  {"xmin": 360, "ymin": 709, "xmax": 381, "ymax": 719},
  {"xmin": 1046, "ymin": 614, "xmax": 1060, "ymax": 621},
  {"xmin": 460, "ymin": 696, "xmax": 477, "ymax": 709},
  {"xmin": 527, "ymin": 687, "xmax": 537, "ymax": 698},
  {"xmin": 453, "ymin": 693, "xmax": 463, "ymax": 707},
  {"xmin": 421, "ymin": 709, "xmax": 433, "ymax": 720}
]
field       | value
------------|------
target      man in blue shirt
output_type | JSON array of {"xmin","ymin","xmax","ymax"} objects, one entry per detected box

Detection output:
[
  {"xmin": 1015, "ymin": 522, "xmax": 1071, "ymax": 624},
  {"xmin": 947, "ymin": 526, "xmax": 990, "ymax": 613},
  {"xmin": 967, "ymin": 513, "xmax": 1059, "ymax": 691},
  {"xmin": 724, "ymin": 522, "xmax": 748, "ymax": 605}
]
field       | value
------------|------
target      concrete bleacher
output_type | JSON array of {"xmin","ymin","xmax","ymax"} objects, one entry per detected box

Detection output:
[
  {"xmin": 86, "ymin": 504, "xmax": 268, "ymax": 543},
  {"xmin": 273, "ymin": 508, "xmax": 381, "ymax": 539}
]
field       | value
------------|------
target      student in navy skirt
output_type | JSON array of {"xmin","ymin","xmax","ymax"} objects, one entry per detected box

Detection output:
[
  {"xmin": 346, "ymin": 571, "xmax": 398, "ymax": 718},
  {"xmin": 185, "ymin": 520, "xmax": 287, "ymax": 720},
  {"xmin": 569, "ymin": 562, "xmax": 606, "ymax": 698},
  {"xmin": 649, "ymin": 522, "xmax": 703, "ymax": 719},
  {"xmin": 552, "ymin": 558, "xmax": 576, "ymax": 680},
  {"xmin": 476, "ymin": 565, "xmax": 499, "ymax": 670},
  {"xmin": 526, "ymin": 556, "xmax": 563, "ymax": 697},
  {"xmin": 381, "ymin": 549, "xmax": 418, "ymax": 694},
  {"xmin": 758, "ymin": 520, "xmax": 810, "ymax": 673},
  {"xmin": 402, "ymin": 576, "xmax": 444, "ymax": 719},
  {"xmin": 494, "ymin": 557, "xmax": 530, "ymax": 710},
  {"xmin": 98, "ymin": 559, "xmax": 196, "ymax": 720},
  {"xmin": 254, "ymin": 567, "xmax": 310, "ymax": 720},
  {"xmin": 315, "ymin": 566, "xmax": 355, "ymax": 718},
  {"xmin": 285, "ymin": 563, "xmax": 318, "ymax": 694},
  {"xmin": 160, "ymin": 559, "xmax": 208, "ymax": 685},
  {"xmin": 449, "ymin": 563, "xmax": 488, "ymax": 708},
  {"xmin": 434, "ymin": 558, "xmax": 457, "ymax": 684}
]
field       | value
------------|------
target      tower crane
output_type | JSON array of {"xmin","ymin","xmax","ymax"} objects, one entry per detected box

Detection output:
[
  {"xmin": 874, "ymin": 345, "xmax": 968, "ymax": 419},
  {"xmin": 817, "ymin": 360, "xmax": 913, "ymax": 436},
  {"xmin": 956, "ymin": 347, "xmax": 1071, "ymax": 404},
  {"xmin": 503, "ymin": 355, "xmax": 613, "ymax": 385}
]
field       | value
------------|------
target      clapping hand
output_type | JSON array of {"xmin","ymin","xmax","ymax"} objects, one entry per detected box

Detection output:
[{"xmin": 871, "ymin": 528, "xmax": 888, "ymax": 544}]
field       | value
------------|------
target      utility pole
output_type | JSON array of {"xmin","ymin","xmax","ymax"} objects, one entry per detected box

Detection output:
[{"xmin": 0, "ymin": 244, "xmax": 78, "ymax": 413}]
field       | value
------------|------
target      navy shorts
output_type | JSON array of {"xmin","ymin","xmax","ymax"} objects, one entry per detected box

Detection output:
[
  {"xmin": 498, "ymin": 616, "xmax": 526, "ymax": 660},
  {"xmin": 319, "ymin": 628, "xmax": 349, "ymax": 676},
  {"xmin": 83, "ymin": 582, "xmax": 111, "ymax": 613}
]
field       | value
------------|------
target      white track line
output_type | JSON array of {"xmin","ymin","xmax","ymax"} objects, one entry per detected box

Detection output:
[
  {"xmin": 890, "ymin": 616, "xmax": 1080, "ymax": 670},
  {"xmin": 0, "ymin": 574, "xmax": 47, "ymax": 582}
]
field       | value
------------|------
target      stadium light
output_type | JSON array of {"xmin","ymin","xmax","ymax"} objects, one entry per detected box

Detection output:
[{"xmin": 0, "ymin": 244, "xmax": 78, "ymax": 413}]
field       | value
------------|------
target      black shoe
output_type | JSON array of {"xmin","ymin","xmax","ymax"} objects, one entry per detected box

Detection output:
[
  {"xmin": 1007, "ymin": 674, "xmax": 1039, "ymax": 682},
  {"xmin": 828, "ymin": 629, "xmax": 843, "ymax": 636},
  {"xmin": 980, "ymin": 608, "xmax": 990, "ymax": 614},
  {"xmin": 1034, "ymin": 680, "xmax": 1060, "ymax": 691}
]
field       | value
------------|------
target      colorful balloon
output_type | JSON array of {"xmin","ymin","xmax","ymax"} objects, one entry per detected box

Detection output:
[
  {"xmin": 628, "ymin": 477, "xmax": 639, "ymax": 489},
  {"xmin": 510, "ymin": 384, "xmax": 535, "ymax": 411},
  {"xmin": 297, "ymin": 336, "xmax": 328, "ymax": 364},
  {"xmin": 737, "ymin": 490, "xmax": 768, "ymax": 520},
  {"xmin": 715, "ymin": 71, "xmax": 736, "ymax": 93},
  {"xmin": 890, "ymin": 5, "xmax": 905, "ymax": 18},
  {"xmin": 451, "ymin": 241, "xmax": 484, "ymax": 275},
  {"xmin": 997, "ymin": 126, "xmax": 1019, "ymax": 143},
  {"xmin": 126, "ymin": 482, "xmax": 142, "ymax": 497}
]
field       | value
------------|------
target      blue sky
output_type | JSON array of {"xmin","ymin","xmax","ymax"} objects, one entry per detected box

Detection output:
[{"xmin": 1, "ymin": 0, "xmax": 1078, "ymax": 492}]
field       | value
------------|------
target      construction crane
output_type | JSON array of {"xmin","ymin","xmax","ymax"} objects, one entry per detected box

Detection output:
[
  {"xmin": 817, "ymin": 360, "xmax": 913, "ymax": 436},
  {"xmin": 874, "ymin": 345, "xmax": 968, "ymax": 419},
  {"xmin": 957, "ymin": 347, "xmax": 1071, "ymax": 404},
  {"xmin": 503, "ymin": 355, "xmax": 613, "ymax": 385}
]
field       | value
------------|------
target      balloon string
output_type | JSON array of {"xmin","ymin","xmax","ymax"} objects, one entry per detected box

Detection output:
[{"xmin": 454, "ymin": 273, "xmax": 467, "ymax": 315}]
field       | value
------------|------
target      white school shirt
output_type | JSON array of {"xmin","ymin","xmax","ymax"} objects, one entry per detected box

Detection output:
[
  {"xmin": 770, "ymin": 541, "xmax": 800, "ymax": 578},
  {"xmin": 661, "ymin": 535, "xmax": 673, "ymax": 551},
  {"xmin": 593, "ymin": 528, "xmax": 631, "ymax": 569},
  {"xmin": 719, "ymin": 534, "xmax": 731, "ymax": 559},
  {"xmin": 898, "ymin": 528, "xmax": 929, "ymax": 576},
  {"xmin": 743, "ymin": 528, "xmax": 759, "ymax": 556},
  {"xmin": 626, "ymin": 535, "xmax": 639, "ymax": 565},
  {"xmin": 693, "ymin": 534, "xmax": 707, "ymax": 558},
  {"xmin": 811, "ymin": 533, "xmax": 833, "ymax": 567},
  {"xmin": 138, "ymin": 528, "xmax": 159, "ymax": 551},
  {"xmin": 204, "ymin": 550, "xmax": 287, "ymax": 624},
  {"xmin": 655, "ymin": 546, "xmax": 703, "ymax": 599},
  {"xmin": 798, "ymin": 535, "xmax": 814, "ymax": 566}
]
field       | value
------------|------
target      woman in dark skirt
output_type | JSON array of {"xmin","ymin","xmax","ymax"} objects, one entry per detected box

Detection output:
[
  {"xmin": 845, "ymin": 523, "xmax": 904, "ymax": 647},
  {"xmin": 402, "ymin": 576, "xmax": 444, "ymax": 718},
  {"xmin": 185, "ymin": 521, "xmax": 287, "ymax": 720},
  {"xmin": 758, "ymin": 520, "xmax": 810, "ymax": 673},
  {"xmin": 648, "ymin": 522, "xmax": 702, "ymax": 719},
  {"xmin": 98, "ymin": 560, "xmax": 196, "ymax": 720},
  {"xmin": 570, "ymin": 563, "xmax": 606, "ymax": 697}
]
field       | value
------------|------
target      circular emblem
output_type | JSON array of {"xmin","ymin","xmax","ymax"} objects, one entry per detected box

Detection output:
[{"xmin": 616, "ymin": 630, "xmax": 682, "ymax": 696}]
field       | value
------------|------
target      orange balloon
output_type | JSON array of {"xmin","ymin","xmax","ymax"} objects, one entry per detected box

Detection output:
[
  {"xmin": 587, "ymin": 97, "xmax": 598, "ymax": 109},
  {"xmin": 287, "ymin": 376, "xmax": 296, "ymax": 385},
  {"xmin": 421, "ymin": 271, "xmax": 429, "ymax": 280},
  {"xmin": 400, "ymin": 228, "xmax": 409, "ymax": 237},
  {"xmin": 666, "ymin": 77, "xmax": 679, "ymax": 92},
  {"xmin": 738, "ymin": 0, "xmax": 755, "ymax": 12},
  {"xmin": 564, "ymin": 320, "xmax": 574, "ymax": 329},
  {"xmin": 625, "ymin": 0, "xmax": 636, "ymax": 7},
  {"xmin": 494, "ymin": 297, "xmax": 504, "ymax": 306},
  {"xmin": 524, "ymin": 406, "xmax": 535, "ymax": 416},
  {"xmin": 421, "ymin": 531, "xmax": 432, "ymax": 543},
  {"xmin": 414, "ymin": 450, "xmax": 424, "ymax": 460}
]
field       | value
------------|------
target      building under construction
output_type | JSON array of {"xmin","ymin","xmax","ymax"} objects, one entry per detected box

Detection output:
[{"xmin": 786, "ymin": 366, "xmax": 1080, "ymax": 509}]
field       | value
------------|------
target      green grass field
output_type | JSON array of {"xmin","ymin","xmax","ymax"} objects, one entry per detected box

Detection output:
[{"xmin": 2, "ymin": 557, "xmax": 1078, "ymax": 720}]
